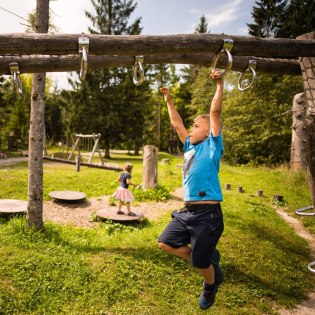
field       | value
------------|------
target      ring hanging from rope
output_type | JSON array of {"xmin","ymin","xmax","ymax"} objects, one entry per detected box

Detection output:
[
  {"xmin": 211, "ymin": 38, "xmax": 233, "ymax": 78},
  {"xmin": 9, "ymin": 62, "xmax": 22, "ymax": 94},
  {"xmin": 133, "ymin": 55, "xmax": 144, "ymax": 86},
  {"xmin": 78, "ymin": 36, "xmax": 89, "ymax": 80},
  {"xmin": 238, "ymin": 59, "xmax": 257, "ymax": 92}
]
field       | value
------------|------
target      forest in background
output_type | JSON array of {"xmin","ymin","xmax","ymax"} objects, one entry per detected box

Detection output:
[{"xmin": 0, "ymin": 0, "xmax": 314, "ymax": 164}]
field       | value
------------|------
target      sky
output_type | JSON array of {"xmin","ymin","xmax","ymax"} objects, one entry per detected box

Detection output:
[{"xmin": 0, "ymin": 0, "xmax": 257, "ymax": 87}]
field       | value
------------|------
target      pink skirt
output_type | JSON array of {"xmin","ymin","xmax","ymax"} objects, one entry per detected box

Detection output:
[{"xmin": 112, "ymin": 187, "xmax": 134, "ymax": 202}]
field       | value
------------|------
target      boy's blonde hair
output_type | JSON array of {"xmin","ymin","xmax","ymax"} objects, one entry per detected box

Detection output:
[
  {"xmin": 124, "ymin": 163, "xmax": 133, "ymax": 173},
  {"xmin": 194, "ymin": 114, "xmax": 210, "ymax": 123}
]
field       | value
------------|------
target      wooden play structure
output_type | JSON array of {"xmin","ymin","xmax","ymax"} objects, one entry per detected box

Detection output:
[{"xmin": 68, "ymin": 133, "xmax": 104, "ymax": 165}]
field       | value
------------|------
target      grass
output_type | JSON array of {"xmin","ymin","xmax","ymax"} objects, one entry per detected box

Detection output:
[{"xmin": 0, "ymin": 152, "xmax": 314, "ymax": 314}]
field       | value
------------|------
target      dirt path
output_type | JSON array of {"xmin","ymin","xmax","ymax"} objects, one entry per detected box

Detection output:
[
  {"xmin": 43, "ymin": 187, "xmax": 184, "ymax": 228},
  {"xmin": 275, "ymin": 208, "xmax": 315, "ymax": 315}
]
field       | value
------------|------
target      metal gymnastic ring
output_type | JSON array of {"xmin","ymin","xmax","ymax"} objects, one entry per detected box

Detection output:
[
  {"xmin": 133, "ymin": 56, "xmax": 144, "ymax": 86},
  {"xmin": 211, "ymin": 39, "xmax": 233, "ymax": 78},
  {"xmin": 295, "ymin": 205, "xmax": 315, "ymax": 216},
  {"xmin": 79, "ymin": 36, "xmax": 89, "ymax": 80},
  {"xmin": 238, "ymin": 59, "xmax": 257, "ymax": 92},
  {"xmin": 9, "ymin": 62, "xmax": 23, "ymax": 94}
]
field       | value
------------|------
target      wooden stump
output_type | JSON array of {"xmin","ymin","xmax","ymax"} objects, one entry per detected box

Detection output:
[
  {"xmin": 142, "ymin": 145, "xmax": 158, "ymax": 190},
  {"xmin": 237, "ymin": 186, "xmax": 243, "ymax": 193},
  {"xmin": 273, "ymin": 194, "xmax": 284, "ymax": 202},
  {"xmin": 161, "ymin": 158, "xmax": 169, "ymax": 165},
  {"xmin": 257, "ymin": 190, "xmax": 264, "ymax": 197},
  {"xmin": 225, "ymin": 184, "xmax": 231, "ymax": 190}
]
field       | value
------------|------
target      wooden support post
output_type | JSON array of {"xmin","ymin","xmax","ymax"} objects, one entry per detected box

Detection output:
[
  {"xmin": 142, "ymin": 145, "xmax": 158, "ymax": 190},
  {"xmin": 225, "ymin": 184, "xmax": 231, "ymax": 190},
  {"xmin": 75, "ymin": 156, "xmax": 81, "ymax": 172},
  {"xmin": 27, "ymin": 0, "xmax": 49, "ymax": 230},
  {"xmin": 237, "ymin": 186, "xmax": 243, "ymax": 193},
  {"xmin": 298, "ymin": 31, "xmax": 315, "ymax": 208},
  {"xmin": 290, "ymin": 93, "xmax": 307, "ymax": 171}
]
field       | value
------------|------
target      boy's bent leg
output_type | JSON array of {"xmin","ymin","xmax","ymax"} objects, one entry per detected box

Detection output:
[{"xmin": 158, "ymin": 242, "xmax": 191, "ymax": 260}]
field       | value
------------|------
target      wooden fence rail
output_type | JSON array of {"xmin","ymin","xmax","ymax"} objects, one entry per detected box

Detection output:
[
  {"xmin": 0, "ymin": 54, "xmax": 301, "ymax": 75},
  {"xmin": 0, "ymin": 33, "xmax": 314, "ymax": 58}
]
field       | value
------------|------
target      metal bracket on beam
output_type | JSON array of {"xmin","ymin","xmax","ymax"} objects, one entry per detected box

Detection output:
[
  {"xmin": 9, "ymin": 62, "xmax": 22, "ymax": 94},
  {"xmin": 78, "ymin": 36, "xmax": 89, "ymax": 80}
]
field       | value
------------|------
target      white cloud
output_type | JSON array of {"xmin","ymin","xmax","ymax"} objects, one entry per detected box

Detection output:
[{"xmin": 204, "ymin": 0, "xmax": 243, "ymax": 30}]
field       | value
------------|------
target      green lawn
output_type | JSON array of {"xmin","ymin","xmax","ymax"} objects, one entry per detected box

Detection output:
[{"xmin": 0, "ymin": 152, "xmax": 314, "ymax": 314}]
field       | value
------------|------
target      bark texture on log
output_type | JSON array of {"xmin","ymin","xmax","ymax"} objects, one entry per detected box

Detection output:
[
  {"xmin": 298, "ymin": 32, "xmax": 315, "ymax": 207},
  {"xmin": 0, "ymin": 54, "xmax": 301, "ymax": 75},
  {"xmin": 27, "ymin": 0, "xmax": 49, "ymax": 230},
  {"xmin": 290, "ymin": 93, "xmax": 307, "ymax": 171},
  {"xmin": 142, "ymin": 145, "xmax": 158, "ymax": 190},
  {"xmin": 0, "ymin": 33, "xmax": 314, "ymax": 57}
]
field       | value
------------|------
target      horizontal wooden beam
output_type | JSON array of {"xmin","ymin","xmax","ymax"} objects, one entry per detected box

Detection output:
[
  {"xmin": 0, "ymin": 54, "xmax": 301, "ymax": 75},
  {"xmin": 0, "ymin": 33, "xmax": 314, "ymax": 58}
]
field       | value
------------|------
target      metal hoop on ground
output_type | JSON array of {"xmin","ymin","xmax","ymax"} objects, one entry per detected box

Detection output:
[
  {"xmin": 211, "ymin": 39, "xmax": 234, "ymax": 78},
  {"xmin": 238, "ymin": 59, "xmax": 257, "ymax": 92},
  {"xmin": 9, "ymin": 62, "xmax": 22, "ymax": 94},
  {"xmin": 308, "ymin": 261, "xmax": 315, "ymax": 273},
  {"xmin": 78, "ymin": 36, "xmax": 89, "ymax": 80},
  {"xmin": 133, "ymin": 55, "xmax": 144, "ymax": 86},
  {"xmin": 295, "ymin": 205, "xmax": 315, "ymax": 216}
]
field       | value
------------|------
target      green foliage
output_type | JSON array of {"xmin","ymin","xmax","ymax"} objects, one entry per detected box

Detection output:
[
  {"xmin": 222, "ymin": 73, "xmax": 303, "ymax": 165},
  {"xmin": 132, "ymin": 185, "xmax": 170, "ymax": 202},
  {"xmin": 247, "ymin": 0, "xmax": 288, "ymax": 38}
]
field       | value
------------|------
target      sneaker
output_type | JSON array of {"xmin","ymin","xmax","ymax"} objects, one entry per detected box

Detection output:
[
  {"xmin": 117, "ymin": 210, "xmax": 125, "ymax": 215},
  {"xmin": 128, "ymin": 212, "xmax": 136, "ymax": 216},
  {"xmin": 198, "ymin": 249, "xmax": 224, "ymax": 310}
]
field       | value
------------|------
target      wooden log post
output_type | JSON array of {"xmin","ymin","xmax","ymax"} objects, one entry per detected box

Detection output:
[
  {"xmin": 298, "ymin": 32, "xmax": 315, "ymax": 207},
  {"xmin": 27, "ymin": 0, "xmax": 49, "ymax": 230},
  {"xmin": 290, "ymin": 93, "xmax": 307, "ymax": 171},
  {"xmin": 142, "ymin": 145, "xmax": 158, "ymax": 190},
  {"xmin": 0, "ymin": 54, "xmax": 302, "ymax": 76}
]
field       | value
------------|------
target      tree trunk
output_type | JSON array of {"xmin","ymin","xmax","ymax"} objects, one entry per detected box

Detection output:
[
  {"xmin": 142, "ymin": 145, "xmax": 158, "ymax": 190},
  {"xmin": 290, "ymin": 93, "xmax": 307, "ymax": 171},
  {"xmin": 27, "ymin": 0, "xmax": 49, "ymax": 229},
  {"xmin": 104, "ymin": 138, "xmax": 111, "ymax": 159},
  {"xmin": 297, "ymin": 31, "xmax": 315, "ymax": 207}
]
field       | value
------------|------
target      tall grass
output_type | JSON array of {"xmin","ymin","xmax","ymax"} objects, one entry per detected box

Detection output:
[{"xmin": 0, "ymin": 153, "xmax": 314, "ymax": 314}]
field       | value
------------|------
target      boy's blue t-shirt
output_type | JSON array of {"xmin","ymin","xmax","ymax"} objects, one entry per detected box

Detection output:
[{"xmin": 183, "ymin": 134, "xmax": 224, "ymax": 202}]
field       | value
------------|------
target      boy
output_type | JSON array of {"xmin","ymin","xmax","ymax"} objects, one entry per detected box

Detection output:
[{"xmin": 158, "ymin": 70, "xmax": 224, "ymax": 310}]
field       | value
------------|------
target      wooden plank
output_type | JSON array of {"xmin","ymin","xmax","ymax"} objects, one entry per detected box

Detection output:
[
  {"xmin": 0, "ymin": 33, "xmax": 314, "ymax": 58},
  {"xmin": 0, "ymin": 54, "xmax": 301, "ymax": 75}
]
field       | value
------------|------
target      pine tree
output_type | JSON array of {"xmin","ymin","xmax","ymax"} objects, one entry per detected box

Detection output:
[
  {"xmin": 195, "ymin": 14, "xmax": 209, "ymax": 33},
  {"xmin": 277, "ymin": 0, "xmax": 315, "ymax": 38},
  {"xmin": 71, "ymin": 0, "xmax": 146, "ymax": 157},
  {"xmin": 247, "ymin": 0, "xmax": 287, "ymax": 38}
]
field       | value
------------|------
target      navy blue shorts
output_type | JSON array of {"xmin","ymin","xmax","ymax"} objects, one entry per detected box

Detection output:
[{"xmin": 158, "ymin": 203, "xmax": 224, "ymax": 269}]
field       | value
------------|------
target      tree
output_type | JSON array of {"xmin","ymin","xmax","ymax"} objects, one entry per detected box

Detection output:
[
  {"xmin": 195, "ymin": 14, "xmax": 209, "ymax": 33},
  {"xmin": 277, "ymin": 0, "xmax": 315, "ymax": 38},
  {"xmin": 73, "ymin": 0, "xmax": 146, "ymax": 158},
  {"xmin": 222, "ymin": 73, "xmax": 303, "ymax": 165},
  {"xmin": 247, "ymin": 0, "xmax": 287, "ymax": 38}
]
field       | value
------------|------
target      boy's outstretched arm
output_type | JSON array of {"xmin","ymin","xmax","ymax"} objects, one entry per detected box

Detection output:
[
  {"xmin": 209, "ymin": 71, "xmax": 224, "ymax": 137},
  {"xmin": 160, "ymin": 87, "xmax": 189, "ymax": 144}
]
